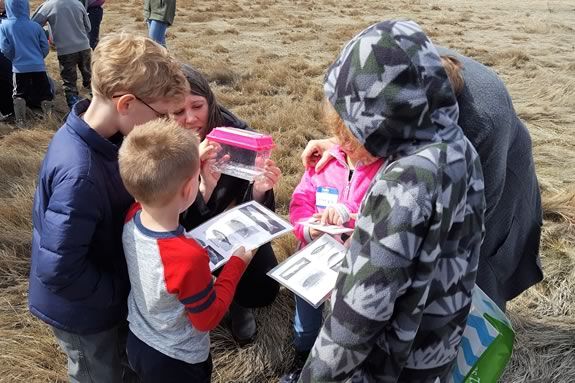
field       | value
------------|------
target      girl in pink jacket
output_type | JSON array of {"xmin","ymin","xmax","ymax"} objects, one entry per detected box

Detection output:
[{"xmin": 281, "ymin": 103, "xmax": 385, "ymax": 383}]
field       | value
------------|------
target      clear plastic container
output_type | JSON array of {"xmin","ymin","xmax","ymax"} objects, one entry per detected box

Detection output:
[{"xmin": 206, "ymin": 127, "xmax": 275, "ymax": 181}]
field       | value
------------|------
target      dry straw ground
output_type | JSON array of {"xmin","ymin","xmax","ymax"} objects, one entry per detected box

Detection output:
[{"xmin": 1, "ymin": 0, "xmax": 574, "ymax": 382}]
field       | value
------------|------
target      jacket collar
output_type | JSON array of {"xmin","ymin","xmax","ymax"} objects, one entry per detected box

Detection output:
[{"xmin": 65, "ymin": 100, "xmax": 122, "ymax": 161}]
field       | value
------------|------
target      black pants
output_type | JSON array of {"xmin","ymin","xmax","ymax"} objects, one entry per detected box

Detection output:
[
  {"xmin": 58, "ymin": 49, "xmax": 91, "ymax": 100},
  {"xmin": 214, "ymin": 242, "xmax": 280, "ymax": 308},
  {"xmin": 127, "ymin": 330, "xmax": 212, "ymax": 383},
  {"xmin": 87, "ymin": 6, "xmax": 104, "ymax": 49},
  {"xmin": 0, "ymin": 52, "xmax": 13, "ymax": 115},
  {"xmin": 13, "ymin": 71, "xmax": 53, "ymax": 108}
]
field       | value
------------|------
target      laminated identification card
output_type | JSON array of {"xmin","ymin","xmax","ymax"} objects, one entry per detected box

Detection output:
[{"xmin": 316, "ymin": 186, "xmax": 339, "ymax": 208}]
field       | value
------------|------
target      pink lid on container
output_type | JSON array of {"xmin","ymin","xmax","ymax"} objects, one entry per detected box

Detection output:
[{"xmin": 206, "ymin": 127, "xmax": 275, "ymax": 151}]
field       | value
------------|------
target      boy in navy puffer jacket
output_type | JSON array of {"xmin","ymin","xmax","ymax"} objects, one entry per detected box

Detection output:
[
  {"xmin": 0, "ymin": 0, "xmax": 53, "ymax": 124},
  {"xmin": 29, "ymin": 33, "xmax": 188, "ymax": 383}
]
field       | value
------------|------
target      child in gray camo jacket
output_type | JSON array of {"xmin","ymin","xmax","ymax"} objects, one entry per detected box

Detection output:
[{"xmin": 298, "ymin": 20, "xmax": 486, "ymax": 383}]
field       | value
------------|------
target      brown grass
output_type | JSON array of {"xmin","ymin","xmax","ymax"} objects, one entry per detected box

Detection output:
[{"xmin": 1, "ymin": 0, "xmax": 575, "ymax": 382}]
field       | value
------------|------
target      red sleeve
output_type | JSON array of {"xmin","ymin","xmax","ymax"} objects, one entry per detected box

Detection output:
[
  {"xmin": 158, "ymin": 237, "xmax": 247, "ymax": 332},
  {"xmin": 124, "ymin": 202, "xmax": 141, "ymax": 223}
]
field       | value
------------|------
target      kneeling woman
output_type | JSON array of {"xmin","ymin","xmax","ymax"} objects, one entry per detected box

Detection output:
[{"xmin": 173, "ymin": 65, "xmax": 281, "ymax": 345}]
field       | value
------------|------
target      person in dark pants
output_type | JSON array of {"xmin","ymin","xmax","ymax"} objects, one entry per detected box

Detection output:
[
  {"xmin": 0, "ymin": 0, "xmax": 53, "ymax": 124},
  {"xmin": 13, "ymin": 72, "xmax": 53, "ymax": 104},
  {"xmin": 174, "ymin": 64, "xmax": 282, "ymax": 346},
  {"xmin": 57, "ymin": 49, "xmax": 91, "ymax": 97},
  {"xmin": 127, "ymin": 332, "xmax": 213, "ymax": 383},
  {"xmin": 32, "ymin": 0, "xmax": 91, "ymax": 109},
  {"xmin": 85, "ymin": 0, "xmax": 104, "ymax": 49},
  {"xmin": 119, "ymin": 121, "xmax": 255, "ymax": 383},
  {"xmin": 0, "ymin": 3, "xmax": 13, "ymax": 119},
  {"xmin": 0, "ymin": 53, "xmax": 13, "ymax": 119}
]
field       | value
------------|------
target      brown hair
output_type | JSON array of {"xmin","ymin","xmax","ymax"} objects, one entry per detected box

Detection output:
[
  {"xmin": 440, "ymin": 55, "xmax": 465, "ymax": 95},
  {"xmin": 119, "ymin": 119, "xmax": 200, "ymax": 207},
  {"xmin": 181, "ymin": 64, "xmax": 226, "ymax": 138},
  {"xmin": 92, "ymin": 33, "xmax": 188, "ymax": 103}
]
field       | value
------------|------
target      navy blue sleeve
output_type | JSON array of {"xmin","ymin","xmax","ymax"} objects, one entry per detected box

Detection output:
[{"xmin": 36, "ymin": 178, "xmax": 115, "ymax": 304}]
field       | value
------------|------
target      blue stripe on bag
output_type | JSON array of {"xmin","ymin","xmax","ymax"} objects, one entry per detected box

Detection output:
[
  {"xmin": 460, "ymin": 337, "xmax": 478, "ymax": 366},
  {"xmin": 452, "ymin": 365, "xmax": 465, "ymax": 383},
  {"xmin": 467, "ymin": 314, "xmax": 496, "ymax": 347}
]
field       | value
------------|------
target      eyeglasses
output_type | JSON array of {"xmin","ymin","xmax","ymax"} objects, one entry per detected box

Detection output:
[{"xmin": 112, "ymin": 94, "xmax": 166, "ymax": 118}]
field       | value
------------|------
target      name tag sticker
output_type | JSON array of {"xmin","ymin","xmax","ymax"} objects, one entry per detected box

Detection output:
[{"xmin": 316, "ymin": 186, "xmax": 339, "ymax": 209}]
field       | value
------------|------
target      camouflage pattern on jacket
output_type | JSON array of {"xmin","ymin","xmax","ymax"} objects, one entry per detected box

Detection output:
[{"xmin": 299, "ymin": 20, "xmax": 486, "ymax": 383}]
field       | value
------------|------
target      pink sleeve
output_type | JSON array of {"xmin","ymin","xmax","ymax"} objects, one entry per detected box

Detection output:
[
  {"xmin": 340, "ymin": 200, "xmax": 359, "ymax": 228},
  {"xmin": 339, "ymin": 158, "xmax": 385, "ymax": 229},
  {"xmin": 289, "ymin": 168, "xmax": 317, "ymax": 245}
]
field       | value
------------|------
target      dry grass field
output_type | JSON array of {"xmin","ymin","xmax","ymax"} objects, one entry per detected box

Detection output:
[{"xmin": 1, "ymin": 0, "xmax": 575, "ymax": 382}]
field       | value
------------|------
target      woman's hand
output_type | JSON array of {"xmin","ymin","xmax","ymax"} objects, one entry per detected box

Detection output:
[
  {"xmin": 199, "ymin": 140, "xmax": 220, "ymax": 162},
  {"xmin": 252, "ymin": 159, "xmax": 281, "ymax": 202},
  {"xmin": 199, "ymin": 159, "xmax": 221, "ymax": 203},
  {"xmin": 301, "ymin": 138, "xmax": 337, "ymax": 172}
]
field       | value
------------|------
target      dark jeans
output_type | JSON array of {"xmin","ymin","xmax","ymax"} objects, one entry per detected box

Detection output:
[
  {"xmin": 87, "ymin": 6, "xmax": 104, "ymax": 49},
  {"xmin": 0, "ymin": 52, "xmax": 13, "ymax": 115},
  {"xmin": 13, "ymin": 71, "xmax": 54, "ymax": 108},
  {"xmin": 127, "ymin": 330, "xmax": 213, "ymax": 383},
  {"xmin": 58, "ymin": 49, "xmax": 91, "ymax": 101}
]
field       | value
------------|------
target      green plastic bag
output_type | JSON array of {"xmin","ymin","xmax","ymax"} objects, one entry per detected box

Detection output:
[{"xmin": 450, "ymin": 286, "xmax": 515, "ymax": 383}]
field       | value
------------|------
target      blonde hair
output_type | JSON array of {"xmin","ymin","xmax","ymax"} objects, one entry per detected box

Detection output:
[
  {"xmin": 322, "ymin": 100, "xmax": 373, "ymax": 160},
  {"xmin": 440, "ymin": 55, "xmax": 465, "ymax": 95},
  {"xmin": 92, "ymin": 33, "xmax": 188, "ymax": 102},
  {"xmin": 119, "ymin": 119, "xmax": 200, "ymax": 207}
]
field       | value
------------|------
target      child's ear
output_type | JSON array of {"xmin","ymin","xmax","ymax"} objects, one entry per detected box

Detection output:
[
  {"xmin": 115, "ymin": 94, "xmax": 136, "ymax": 116},
  {"xmin": 182, "ymin": 176, "xmax": 196, "ymax": 200}
]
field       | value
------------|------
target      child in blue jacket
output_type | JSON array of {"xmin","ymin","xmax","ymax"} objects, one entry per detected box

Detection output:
[
  {"xmin": 0, "ymin": 0, "xmax": 53, "ymax": 124},
  {"xmin": 29, "ymin": 34, "xmax": 188, "ymax": 382}
]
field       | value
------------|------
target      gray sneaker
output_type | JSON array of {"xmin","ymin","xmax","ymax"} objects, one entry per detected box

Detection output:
[
  {"xmin": 41, "ymin": 100, "xmax": 53, "ymax": 116},
  {"xmin": 13, "ymin": 97, "xmax": 26, "ymax": 125}
]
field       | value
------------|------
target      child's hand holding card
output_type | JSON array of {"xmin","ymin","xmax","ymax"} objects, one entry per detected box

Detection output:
[{"xmin": 298, "ymin": 217, "xmax": 354, "ymax": 235}]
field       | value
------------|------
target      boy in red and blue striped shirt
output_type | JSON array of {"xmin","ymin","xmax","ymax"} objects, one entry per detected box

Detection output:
[{"xmin": 119, "ymin": 119, "xmax": 253, "ymax": 382}]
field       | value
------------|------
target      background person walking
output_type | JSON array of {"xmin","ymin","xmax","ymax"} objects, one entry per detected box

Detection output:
[
  {"xmin": 32, "ymin": 0, "xmax": 91, "ymax": 109},
  {"xmin": 144, "ymin": 0, "xmax": 175, "ymax": 47}
]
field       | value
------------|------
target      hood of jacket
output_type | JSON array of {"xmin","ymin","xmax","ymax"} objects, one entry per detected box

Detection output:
[
  {"xmin": 5, "ymin": 0, "xmax": 29, "ymax": 20},
  {"xmin": 324, "ymin": 19, "xmax": 463, "ymax": 159}
]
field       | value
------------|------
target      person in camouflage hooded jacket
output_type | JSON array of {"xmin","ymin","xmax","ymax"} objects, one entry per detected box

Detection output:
[{"xmin": 298, "ymin": 20, "xmax": 486, "ymax": 383}]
